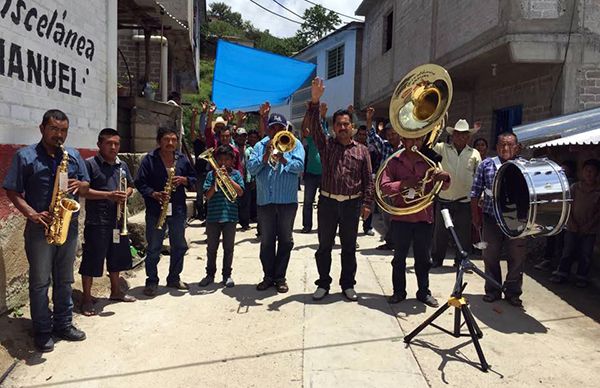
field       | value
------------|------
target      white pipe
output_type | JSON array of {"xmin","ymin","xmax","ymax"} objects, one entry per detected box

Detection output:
[
  {"xmin": 132, "ymin": 35, "xmax": 168, "ymax": 101},
  {"xmin": 106, "ymin": 0, "xmax": 118, "ymax": 127}
]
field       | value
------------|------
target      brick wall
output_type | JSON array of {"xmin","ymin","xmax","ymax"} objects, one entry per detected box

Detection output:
[
  {"xmin": 577, "ymin": 65, "xmax": 600, "ymax": 110},
  {"xmin": 117, "ymin": 31, "xmax": 163, "ymax": 98}
]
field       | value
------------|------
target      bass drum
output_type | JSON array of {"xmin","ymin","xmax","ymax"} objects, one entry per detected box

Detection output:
[{"xmin": 492, "ymin": 158, "xmax": 571, "ymax": 238}]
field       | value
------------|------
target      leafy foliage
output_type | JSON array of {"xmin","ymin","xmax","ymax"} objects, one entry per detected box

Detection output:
[{"xmin": 296, "ymin": 4, "xmax": 341, "ymax": 44}]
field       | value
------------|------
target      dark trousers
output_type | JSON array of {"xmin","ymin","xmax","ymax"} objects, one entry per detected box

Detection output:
[
  {"xmin": 257, "ymin": 203, "xmax": 298, "ymax": 283},
  {"xmin": 432, "ymin": 200, "xmax": 472, "ymax": 265},
  {"xmin": 250, "ymin": 185, "xmax": 257, "ymax": 221},
  {"xmin": 482, "ymin": 214, "xmax": 526, "ymax": 298},
  {"xmin": 363, "ymin": 214, "xmax": 373, "ymax": 232},
  {"xmin": 315, "ymin": 196, "xmax": 361, "ymax": 290},
  {"xmin": 145, "ymin": 212, "xmax": 187, "ymax": 286},
  {"xmin": 302, "ymin": 173, "xmax": 321, "ymax": 231},
  {"xmin": 544, "ymin": 230, "xmax": 565, "ymax": 262},
  {"xmin": 24, "ymin": 222, "xmax": 77, "ymax": 334},
  {"xmin": 205, "ymin": 222, "xmax": 236, "ymax": 278},
  {"xmin": 391, "ymin": 221, "xmax": 433, "ymax": 299},
  {"xmin": 195, "ymin": 173, "xmax": 207, "ymax": 220},
  {"xmin": 555, "ymin": 231, "xmax": 596, "ymax": 281},
  {"xmin": 238, "ymin": 189, "xmax": 251, "ymax": 228}
]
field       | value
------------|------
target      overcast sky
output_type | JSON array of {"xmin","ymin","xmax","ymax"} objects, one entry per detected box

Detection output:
[{"xmin": 214, "ymin": 0, "xmax": 365, "ymax": 38}]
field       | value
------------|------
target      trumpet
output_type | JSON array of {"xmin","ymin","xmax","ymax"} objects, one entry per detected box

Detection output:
[
  {"xmin": 116, "ymin": 167, "xmax": 128, "ymax": 236},
  {"xmin": 199, "ymin": 148, "xmax": 238, "ymax": 202},
  {"xmin": 269, "ymin": 130, "xmax": 296, "ymax": 169}
]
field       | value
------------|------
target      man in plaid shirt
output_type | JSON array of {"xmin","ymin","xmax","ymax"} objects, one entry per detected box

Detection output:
[{"xmin": 470, "ymin": 131, "xmax": 526, "ymax": 307}]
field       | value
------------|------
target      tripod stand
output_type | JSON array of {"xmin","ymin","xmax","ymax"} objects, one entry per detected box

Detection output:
[{"xmin": 403, "ymin": 209, "xmax": 503, "ymax": 372}]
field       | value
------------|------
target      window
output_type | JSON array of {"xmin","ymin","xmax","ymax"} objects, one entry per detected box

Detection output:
[
  {"xmin": 327, "ymin": 45, "xmax": 344, "ymax": 79},
  {"xmin": 384, "ymin": 11, "xmax": 393, "ymax": 53},
  {"xmin": 493, "ymin": 105, "xmax": 523, "ymax": 147}
]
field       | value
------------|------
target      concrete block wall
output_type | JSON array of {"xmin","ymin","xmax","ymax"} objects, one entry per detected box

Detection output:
[
  {"xmin": 520, "ymin": 0, "xmax": 567, "ymax": 19},
  {"xmin": 577, "ymin": 65, "xmax": 600, "ymax": 110},
  {"xmin": 117, "ymin": 31, "xmax": 163, "ymax": 98}
]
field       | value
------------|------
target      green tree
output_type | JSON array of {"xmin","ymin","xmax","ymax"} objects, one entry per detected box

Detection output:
[
  {"xmin": 296, "ymin": 4, "xmax": 341, "ymax": 45},
  {"xmin": 209, "ymin": 2, "xmax": 244, "ymax": 29}
]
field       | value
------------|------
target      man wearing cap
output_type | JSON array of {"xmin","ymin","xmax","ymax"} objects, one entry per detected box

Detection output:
[
  {"xmin": 431, "ymin": 119, "xmax": 481, "ymax": 268},
  {"xmin": 365, "ymin": 107, "xmax": 402, "ymax": 249},
  {"xmin": 305, "ymin": 78, "xmax": 374, "ymax": 302},
  {"xmin": 247, "ymin": 112, "xmax": 305, "ymax": 293}
]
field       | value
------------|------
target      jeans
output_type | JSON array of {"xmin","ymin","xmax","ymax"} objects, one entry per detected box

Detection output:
[
  {"xmin": 302, "ymin": 173, "xmax": 321, "ymax": 231},
  {"xmin": 482, "ymin": 214, "xmax": 526, "ymax": 298},
  {"xmin": 257, "ymin": 203, "xmax": 298, "ymax": 283},
  {"xmin": 555, "ymin": 231, "xmax": 596, "ymax": 280},
  {"xmin": 432, "ymin": 200, "xmax": 472, "ymax": 265},
  {"xmin": 24, "ymin": 222, "xmax": 78, "ymax": 334},
  {"xmin": 315, "ymin": 196, "xmax": 361, "ymax": 290},
  {"xmin": 205, "ymin": 222, "xmax": 236, "ymax": 278},
  {"xmin": 145, "ymin": 212, "xmax": 188, "ymax": 286},
  {"xmin": 391, "ymin": 221, "xmax": 433, "ymax": 299}
]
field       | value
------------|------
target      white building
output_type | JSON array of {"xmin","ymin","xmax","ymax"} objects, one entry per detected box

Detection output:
[{"xmin": 277, "ymin": 22, "xmax": 364, "ymax": 130}]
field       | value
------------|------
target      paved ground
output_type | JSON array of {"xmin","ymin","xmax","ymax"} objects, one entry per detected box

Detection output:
[{"xmin": 1, "ymin": 200, "xmax": 600, "ymax": 387}]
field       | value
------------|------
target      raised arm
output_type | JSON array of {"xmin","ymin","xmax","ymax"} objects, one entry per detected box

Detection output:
[
  {"xmin": 258, "ymin": 102, "xmax": 270, "ymax": 138},
  {"xmin": 302, "ymin": 77, "xmax": 327, "ymax": 154}
]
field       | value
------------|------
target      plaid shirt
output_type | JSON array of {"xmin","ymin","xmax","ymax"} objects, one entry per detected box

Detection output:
[
  {"xmin": 470, "ymin": 157, "xmax": 499, "ymax": 216},
  {"xmin": 368, "ymin": 125, "xmax": 396, "ymax": 162}
]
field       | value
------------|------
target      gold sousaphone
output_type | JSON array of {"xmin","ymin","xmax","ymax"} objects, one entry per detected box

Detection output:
[{"xmin": 375, "ymin": 64, "xmax": 453, "ymax": 215}]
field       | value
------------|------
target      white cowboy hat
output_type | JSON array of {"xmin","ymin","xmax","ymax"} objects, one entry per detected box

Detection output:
[
  {"xmin": 446, "ymin": 119, "xmax": 479, "ymax": 135},
  {"xmin": 212, "ymin": 116, "xmax": 227, "ymax": 128}
]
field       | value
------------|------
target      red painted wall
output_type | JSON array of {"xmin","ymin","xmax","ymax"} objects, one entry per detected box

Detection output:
[{"xmin": 0, "ymin": 144, "xmax": 96, "ymax": 219}]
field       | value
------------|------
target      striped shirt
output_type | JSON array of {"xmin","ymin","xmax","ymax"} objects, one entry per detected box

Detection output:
[
  {"xmin": 470, "ymin": 157, "xmax": 499, "ymax": 217},
  {"xmin": 203, "ymin": 169, "xmax": 244, "ymax": 223},
  {"xmin": 305, "ymin": 102, "xmax": 374, "ymax": 207},
  {"xmin": 247, "ymin": 135, "xmax": 305, "ymax": 206}
]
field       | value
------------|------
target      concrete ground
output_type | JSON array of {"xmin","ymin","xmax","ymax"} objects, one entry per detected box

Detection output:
[{"xmin": 1, "ymin": 201, "xmax": 600, "ymax": 387}]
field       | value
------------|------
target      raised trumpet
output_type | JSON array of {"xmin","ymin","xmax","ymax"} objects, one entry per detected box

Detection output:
[{"xmin": 269, "ymin": 130, "xmax": 296, "ymax": 169}]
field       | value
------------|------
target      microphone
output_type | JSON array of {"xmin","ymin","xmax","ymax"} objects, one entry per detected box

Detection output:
[{"xmin": 441, "ymin": 208, "xmax": 454, "ymax": 229}]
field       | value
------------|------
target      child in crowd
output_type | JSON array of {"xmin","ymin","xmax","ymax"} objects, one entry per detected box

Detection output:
[
  {"xmin": 198, "ymin": 145, "xmax": 244, "ymax": 288},
  {"xmin": 550, "ymin": 159, "xmax": 600, "ymax": 287}
]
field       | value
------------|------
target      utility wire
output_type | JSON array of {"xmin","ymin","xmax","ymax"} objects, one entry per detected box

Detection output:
[
  {"xmin": 303, "ymin": 0, "xmax": 363, "ymax": 22},
  {"xmin": 271, "ymin": 0, "xmax": 306, "ymax": 20},
  {"xmin": 249, "ymin": 0, "xmax": 303, "ymax": 25}
]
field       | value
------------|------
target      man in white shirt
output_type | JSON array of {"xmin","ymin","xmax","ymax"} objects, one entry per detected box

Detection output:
[{"xmin": 432, "ymin": 119, "xmax": 482, "ymax": 267}]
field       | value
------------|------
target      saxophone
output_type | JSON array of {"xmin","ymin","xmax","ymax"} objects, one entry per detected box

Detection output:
[
  {"xmin": 46, "ymin": 143, "xmax": 81, "ymax": 245},
  {"xmin": 156, "ymin": 162, "xmax": 176, "ymax": 229}
]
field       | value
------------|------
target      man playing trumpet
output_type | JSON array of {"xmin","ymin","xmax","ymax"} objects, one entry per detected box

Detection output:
[{"xmin": 79, "ymin": 128, "xmax": 136, "ymax": 316}]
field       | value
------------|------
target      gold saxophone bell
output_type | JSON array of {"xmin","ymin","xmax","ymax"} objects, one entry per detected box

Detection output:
[
  {"xmin": 199, "ymin": 148, "xmax": 238, "ymax": 203},
  {"xmin": 375, "ymin": 64, "xmax": 453, "ymax": 216},
  {"xmin": 269, "ymin": 130, "xmax": 296, "ymax": 169}
]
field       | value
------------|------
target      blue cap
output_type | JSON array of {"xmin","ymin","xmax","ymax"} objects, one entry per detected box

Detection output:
[{"xmin": 268, "ymin": 113, "xmax": 287, "ymax": 127}]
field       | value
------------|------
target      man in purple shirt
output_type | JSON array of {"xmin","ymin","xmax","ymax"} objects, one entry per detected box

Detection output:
[
  {"xmin": 304, "ymin": 77, "xmax": 374, "ymax": 302},
  {"xmin": 380, "ymin": 136, "xmax": 450, "ymax": 307}
]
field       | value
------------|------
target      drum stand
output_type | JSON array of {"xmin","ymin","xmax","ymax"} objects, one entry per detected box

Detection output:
[{"xmin": 403, "ymin": 210, "xmax": 504, "ymax": 372}]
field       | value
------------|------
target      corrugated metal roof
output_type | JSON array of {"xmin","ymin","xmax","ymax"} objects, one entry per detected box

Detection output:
[
  {"xmin": 514, "ymin": 107, "xmax": 600, "ymax": 146},
  {"xmin": 529, "ymin": 127, "xmax": 600, "ymax": 148}
]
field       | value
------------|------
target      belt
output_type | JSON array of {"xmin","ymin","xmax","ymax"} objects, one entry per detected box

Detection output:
[{"xmin": 321, "ymin": 190, "xmax": 361, "ymax": 202}]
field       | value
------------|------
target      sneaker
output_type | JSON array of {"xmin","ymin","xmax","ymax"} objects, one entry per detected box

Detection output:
[
  {"xmin": 418, "ymin": 294, "xmax": 439, "ymax": 307},
  {"xmin": 312, "ymin": 287, "xmax": 329, "ymax": 300},
  {"xmin": 343, "ymin": 288, "xmax": 358, "ymax": 301},
  {"xmin": 364, "ymin": 229, "xmax": 375, "ymax": 236},
  {"xmin": 143, "ymin": 284, "xmax": 158, "ymax": 297},
  {"xmin": 505, "ymin": 295, "xmax": 523, "ymax": 307},
  {"xmin": 534, "ymin": 259, "xmax": 552, "ymax": 270},
  {"xmin": 256, "ymin": 280, "xmax": 272, "ymax": 291},
  {"xmin": 34, "ymin": 333, "xmax": 54, "ymax": 353},
  {"xmin": 482, "ymin": 294, "xmax": 500, "ymax": 303},
  {"xmin": 387, "ymin": 294, "xmax": 406, "ymax": 304},
  {"xmin": 549, "ymin": 274, "xmax": 567, "ymax": 284},
  {"xmin": 198, "ymin": 276, "xmax": 214, "ymax": 287},
  {"xmin": 166, "ymin": 281, "xmax": 189, "ymax": 290},
  {"xmin": 224, "ymin": 277, "xmax": 235, "ymax": 288},
  {"xmin": 275, "ymin": 281, "xmax": 289, "ymax": 293},
  {"xmin": 53, "ymin": 325, "xmax": 86, "ymax": 341}
]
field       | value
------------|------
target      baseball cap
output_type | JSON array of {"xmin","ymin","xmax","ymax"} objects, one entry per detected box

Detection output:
[
  {"xmin": 268, "ymin": 113, "xmax": 287, "ymax": 127},
  {"xmin": 236, "ymin": 127, "xmax": 247, "ymax": 135}
]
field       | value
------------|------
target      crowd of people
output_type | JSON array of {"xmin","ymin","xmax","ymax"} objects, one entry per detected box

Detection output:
[{"xmin": 3, "ymin": 77, "xmax": 600, "ymax": 353}]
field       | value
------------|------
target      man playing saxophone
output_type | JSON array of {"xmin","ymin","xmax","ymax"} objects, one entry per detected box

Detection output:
[
  {"xmin": 79, "ymin": 128, "xmax": 136, "ymax": 316},
  {"xmin": 135, "ymin": 127, "xmax": 196, "ymax": 297},
  {"xmin": 3, "ymin": 110, "xmax": 89, "ymax": 352}
]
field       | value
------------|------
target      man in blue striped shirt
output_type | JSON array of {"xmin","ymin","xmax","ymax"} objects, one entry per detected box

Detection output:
[{"xmin": 247, "ymin": 112, "xmax": 305, "ymax": 293}]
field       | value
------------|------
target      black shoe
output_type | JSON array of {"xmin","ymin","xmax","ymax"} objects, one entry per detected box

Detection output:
[
  {"xmin": 387, "ymin": 294, "xmax": 406, "ymax": 304},
  {"xmin": 300, "ymin": 228, "xmax": 311, "ymax": 233},
  {"xmin": 53, "ymin": 325, "xmax": 86, "ymax": 341},
  {"xmin": 375, "ymin": 243, "xmax": 392, "ymax": 251},
  {"xmin": 34, "ymin": 333, "xmax": 54, "ymax": 352},
  {"xmin": 431, "ymin": 261, "xmax": 443, "ymax": 268},
  {"xmin": 166, "ymin": 281, "xmax": 189, "ymax": 290},
  {"xmin": 275, "ymin": 281, "xmax": 289, "ymax": 293},
  {"xmin": 505, "ymin": 295, "xmax": 523, "ymax": 307},
  {"xmin": 240, "ymin": 225, "xmax": 250, "ymax": 231},
  {"xmin": 418, "ymin": 294, "xmax": 439, "ymax": 307},
  {"xmin": 256, "ymin": 280, "xmax": 272, "ymax": 291},
  {"xmin": 482, "ymin": 294, "xmax": 500, "ymax": 303}
]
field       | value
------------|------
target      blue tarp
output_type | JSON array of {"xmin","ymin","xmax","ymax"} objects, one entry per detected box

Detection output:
[{"xmin": 211, "ymin": 40, "xmax": 316, "ymax": 111}]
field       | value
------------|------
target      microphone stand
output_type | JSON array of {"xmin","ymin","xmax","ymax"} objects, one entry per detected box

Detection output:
[{"xmin": 403, "ymin": 209, "xmax": 504, "ymax": 372}]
